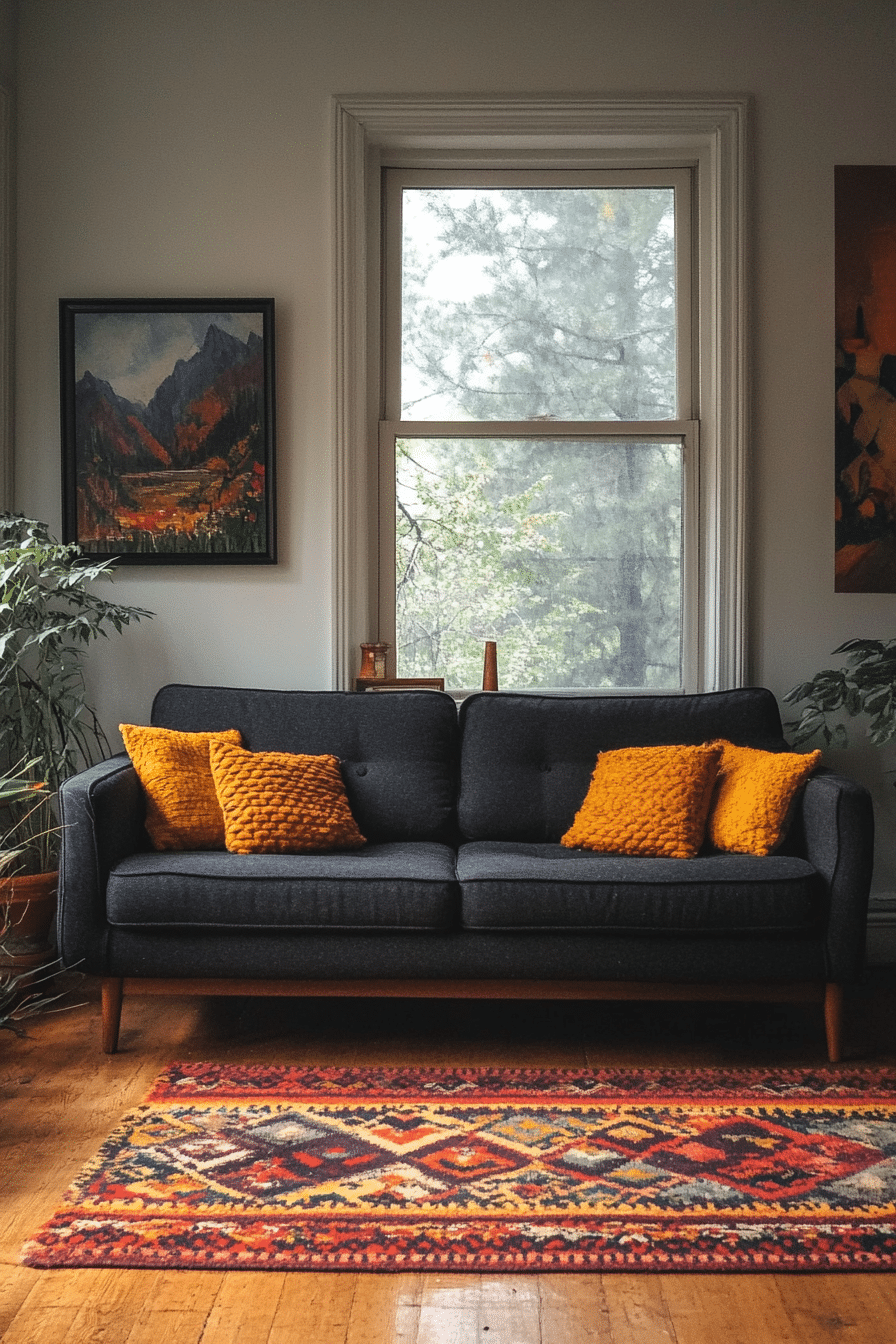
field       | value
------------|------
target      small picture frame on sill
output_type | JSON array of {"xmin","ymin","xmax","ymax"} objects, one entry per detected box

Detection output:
[
  {"xmin": 355, "ymin": 677, "xmax": 446, "ymax": 692},
  {"xmin": 60, "ymin": 297, "xmax": 276, "ymax": 564}
]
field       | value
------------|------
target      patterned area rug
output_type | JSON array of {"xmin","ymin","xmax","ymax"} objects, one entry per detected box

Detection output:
[{"xmin": 21, "ymin": 1064, "xmax": 896, "ymax": 1272}]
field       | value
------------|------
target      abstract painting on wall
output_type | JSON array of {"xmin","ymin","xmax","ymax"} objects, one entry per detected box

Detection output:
[
  {"xmin": 60, "ymin": 299, "xmax": 275, "ymax": 564},
  {"xmin": 835, "ymin": 167, "xmax": 896, "ymax": 591}
]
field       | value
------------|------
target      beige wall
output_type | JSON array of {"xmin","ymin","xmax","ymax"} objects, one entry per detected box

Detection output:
[
  {"xmin": 13, "ymin": 0, "xmax": 896, "ymax": 891},
  {"xmin": 0, "ymin": 0, "xmax": 14, "ymax": 86}
]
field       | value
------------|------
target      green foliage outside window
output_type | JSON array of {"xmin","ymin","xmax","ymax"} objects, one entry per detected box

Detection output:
[{"xmin": 395, "ymin": 184, "xmax": 683, "ymax": 689}]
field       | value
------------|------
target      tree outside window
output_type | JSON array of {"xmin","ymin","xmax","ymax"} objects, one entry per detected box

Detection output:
[{"xmin": 388, "ymin": 179, "xmax": 690, "ymax": 690}]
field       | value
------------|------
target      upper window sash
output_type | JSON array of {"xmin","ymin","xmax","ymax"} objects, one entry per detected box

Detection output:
[{"xmin": 382, "ymin": 167, "xmax": 694, "ymax": 425}]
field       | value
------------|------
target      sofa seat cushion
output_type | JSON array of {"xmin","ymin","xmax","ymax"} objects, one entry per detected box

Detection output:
[
  {"xmin": 105, "ymin": 842, "xmax": 458, "ymax": 931},
  {"xmin": 456, "ymin": 842, "xmax": 822, "ymax": 934}
]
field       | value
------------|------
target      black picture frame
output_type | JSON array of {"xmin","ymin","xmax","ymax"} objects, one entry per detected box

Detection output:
[{"xmin": 60, "ymin": 298, "xmax": 276, "ymax": 564}]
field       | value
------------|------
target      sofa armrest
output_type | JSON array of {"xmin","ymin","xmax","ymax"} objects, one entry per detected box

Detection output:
[
  {"xmin": 57, "ymin": 755, "xmax": 146, "ymax": 970},
  {"xmin": 793, "ymin": 770, "xmax": 874, "ymax": 981}
]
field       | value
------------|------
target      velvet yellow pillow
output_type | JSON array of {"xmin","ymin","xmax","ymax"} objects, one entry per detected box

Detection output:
[
  {"xmin": 120, "ymin": 724, "xmax": 242, "ymax": 850},
  {"xmin": 561, "ymin": 742, "xmax": 722, "ymax": 858},
  {"xmin": 706, "ymin": 740, "xmax": 822, "ymax": 856},
  {"xmin": 209, "ymin": 740, "xmax": 366, "ymax": 854}
]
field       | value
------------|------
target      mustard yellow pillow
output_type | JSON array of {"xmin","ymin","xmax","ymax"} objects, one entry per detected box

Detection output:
[
  {"xmin": 209, "ymin": 740, "xmax": 366, "ymax": 854},
  {"xmin": 706, "ymin": 740, "xmax": 822, "ymax": 855},
  {"xmin": 120, "ymin": 724, "xmax": 242, "ymax": 850},
  {"xmin": 561, "ymin": 742, "xmax": 722, "ymax": 858}
]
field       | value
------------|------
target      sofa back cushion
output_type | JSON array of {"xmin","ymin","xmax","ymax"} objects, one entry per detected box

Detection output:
[
  {"xmin": 457, "ymin": 689, "xmax": 787, "ymax": 843},
  {"xmin": 150, "ymin": 685, "xmax": 459, "ymax": 844}
]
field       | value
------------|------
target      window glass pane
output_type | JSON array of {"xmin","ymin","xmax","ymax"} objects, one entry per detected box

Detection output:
[
  {"xmin": 396, "ymin": 437, "xmax": 682, "ymax": 689},
  {"xmin": 401, "ymin": 187, "xmax": 677, "ymax": 421}
]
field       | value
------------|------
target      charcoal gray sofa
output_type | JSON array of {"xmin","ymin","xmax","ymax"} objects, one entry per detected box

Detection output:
[{"xmin": 57, "ymin": 684, "xmax": 874, "ymax": 1059}]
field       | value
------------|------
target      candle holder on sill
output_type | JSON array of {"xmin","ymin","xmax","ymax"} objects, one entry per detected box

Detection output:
[{"xmin": 358, "ymin": 642, "xmax": 389, "ymax": 682}]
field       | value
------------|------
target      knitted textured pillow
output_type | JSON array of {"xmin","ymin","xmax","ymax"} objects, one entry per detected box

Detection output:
[
  {"xmin": 706, "ymin": 740, "xmax": 822, "ymax": 855},
  {"xmin": 209, "ymin": 739, "xmax": 367, "ymax": 854},
  {"xmin": 561, "ymin": 742, "xmax": 723, "ymax": 858},
  {"xmin": 119, "ymin": 724, "xmax": 242, "ymax": 850}
]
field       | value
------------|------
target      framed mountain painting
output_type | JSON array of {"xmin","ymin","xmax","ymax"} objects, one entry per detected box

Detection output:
[{"xmin": 60, "ymin": 298, "xmax": 276, "ymax": 563}]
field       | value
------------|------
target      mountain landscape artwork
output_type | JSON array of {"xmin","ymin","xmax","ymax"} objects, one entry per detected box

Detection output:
[{"xmin": 61, "ymin": 301, "xmax": 275, "ymax": 563}]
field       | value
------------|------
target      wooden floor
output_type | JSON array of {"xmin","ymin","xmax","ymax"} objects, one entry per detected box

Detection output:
[{"xmin": 3, "ymin": 978, "xmax": 896, "ymax": 1344}]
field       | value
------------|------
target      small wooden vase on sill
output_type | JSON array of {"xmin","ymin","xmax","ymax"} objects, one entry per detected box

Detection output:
[{"xmin": 482, "ymin": 640, "xmax": 499, "ymax": 691}]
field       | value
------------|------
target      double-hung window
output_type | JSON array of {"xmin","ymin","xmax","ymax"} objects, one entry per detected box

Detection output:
[
  {"xmin": 381, "ymin": 169, "xmax": 697, "ymax": 692},
  {"xmin": 333, "ymin": 97, "xmax": 748, "ymax": 695}
]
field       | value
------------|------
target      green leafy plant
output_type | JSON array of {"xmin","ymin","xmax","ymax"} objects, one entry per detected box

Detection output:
[
  {"xmin": 784, "ymin": 639, "xmax": 896, "ymax": 749},
  {"xmin": 0, "ymin": 760, "xmax": 81, "ymax": 1035},
  {"xmin": 0, "ymin": 513, "xmax": 151, "ymax": 872},
  {"xmin": 0, "ymin": 757, "xmax": 44, "ymax": 876}
]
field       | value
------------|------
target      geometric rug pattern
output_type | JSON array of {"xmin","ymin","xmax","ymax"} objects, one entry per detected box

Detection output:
[{"xmin": 21, "ymin": 1064, "xmax": 896, "ymax": 1272}]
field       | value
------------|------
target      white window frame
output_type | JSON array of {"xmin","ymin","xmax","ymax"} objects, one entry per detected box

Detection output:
[{"xmin": 333, "ymin": 95, "xmax": 749, "ymax": 692}]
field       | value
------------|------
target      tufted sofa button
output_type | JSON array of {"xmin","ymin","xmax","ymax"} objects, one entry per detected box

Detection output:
[
  {"xmin": 541, "ymin": 763, "xmax": 552, "ymax": 772},
  {"xmin": 355, "ymin": 765, "xmax": 368, "ymax": 776}
]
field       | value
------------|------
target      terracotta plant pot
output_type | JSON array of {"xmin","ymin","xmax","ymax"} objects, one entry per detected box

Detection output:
[{"xmin": 1, "ymin": 870, "xmax": 59, "ymax": 952}]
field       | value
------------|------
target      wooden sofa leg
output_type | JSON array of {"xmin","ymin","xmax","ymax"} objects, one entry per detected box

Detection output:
[
  {"xmin": 824, "ymin": 982, "xmax": 844, "ymax": 1063},
  {"xmin": 102, "ymin": 977, "xmax": 124, "ymax": 1054}
]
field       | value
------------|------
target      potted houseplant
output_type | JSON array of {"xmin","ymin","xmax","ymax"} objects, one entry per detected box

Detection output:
[
  {"xmin": 0, "ymin": 760, "xmax": 81, "ymax": 1032},
  {"xmin": 784, "ymin": 638, "xmax": 896, "ymax": 748},
  {"xmin": 0, "ymin": 514, "xmax": 151, "ymax": 943}
]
